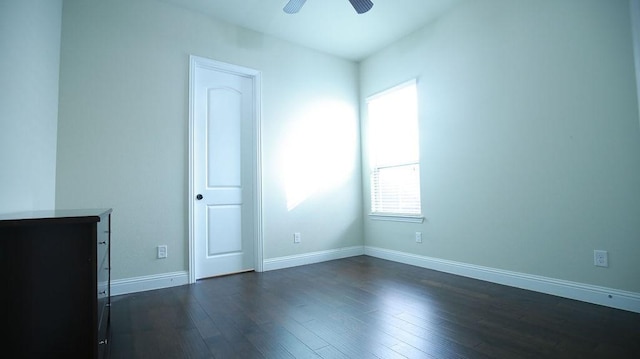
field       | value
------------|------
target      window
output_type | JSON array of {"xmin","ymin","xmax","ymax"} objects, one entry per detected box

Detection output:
[{"xmin": 367, "ymin": 80, "xmax": 422, "ymax": 221}]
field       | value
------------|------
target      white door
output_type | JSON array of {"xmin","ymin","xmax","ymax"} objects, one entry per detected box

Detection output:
[{"xmin": 190, "ymin": 56, "xmax": 261, "ymax": 280}]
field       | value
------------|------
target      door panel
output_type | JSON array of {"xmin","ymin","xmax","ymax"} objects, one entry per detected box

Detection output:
[
  {"xmin": 192, "ymin": 57, "xmax": 257, "ymax": 280},
  {"xmin": 207, "ymin": 205, "xmax": 242, "ymax": 255},
  {"xmin": 207, "ymin": 88, "xmax": 241, "ymax": 187}
]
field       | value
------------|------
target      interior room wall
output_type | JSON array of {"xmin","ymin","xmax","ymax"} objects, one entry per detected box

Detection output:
[
  {"xmin": 360, "ymin": 0, "xmax": 640, "ymax": 293},
  {"xmin": 0, "ymin": 0, "xmax": 62, "ymax": 214},
  {"xmin": 56, "ymin": 0, "xmax": 362, "ymax": 282},
  {"xmin": 632, "ymin": 0, "xmax": 640, "ymax": 121}
]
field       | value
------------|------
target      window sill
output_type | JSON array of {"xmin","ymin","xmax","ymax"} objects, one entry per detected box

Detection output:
[{"xmin": 369, "ymin": 214, "xmax": 425, "ymax": 223}]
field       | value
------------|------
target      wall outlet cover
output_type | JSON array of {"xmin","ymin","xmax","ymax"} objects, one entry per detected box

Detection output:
[
  {"xmin": 157, "ymin": 245, "xmax": 168, "ymax": 259},
  {"xmin": 594, "ymin": 250, "xmax": 608, "ymax": 267}
]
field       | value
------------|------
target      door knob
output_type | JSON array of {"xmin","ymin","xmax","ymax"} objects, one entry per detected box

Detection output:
[{"xmin": 196, "ymin": 194, "xmax": 203, "ymax": 200}]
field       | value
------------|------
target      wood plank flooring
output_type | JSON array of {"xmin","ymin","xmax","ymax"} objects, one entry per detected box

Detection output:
[{"xmin": 108, "ymin": 256, "xmax": 640, "ymax": 358}]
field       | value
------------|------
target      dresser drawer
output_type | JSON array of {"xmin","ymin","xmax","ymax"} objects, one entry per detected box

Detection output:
[
  {"xmin": 97, "ymin": 217, "xmax": 109, "ymax": 267},
  {"xmin": 97, "ymin": 253, "xmax": 110, "ymax": 316},
  {"xmin": 97, "ymin": 304, "xmax": 110, "ymax": 359}
]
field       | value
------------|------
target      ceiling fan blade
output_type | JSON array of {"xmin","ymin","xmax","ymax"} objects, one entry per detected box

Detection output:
[
  {"xmin": 283, "ymin": 0, "xmax": 307, "ymax": 14},
  {"xmin": 348, "ymin": 0, "xmax": 374, "ymax": 14}
]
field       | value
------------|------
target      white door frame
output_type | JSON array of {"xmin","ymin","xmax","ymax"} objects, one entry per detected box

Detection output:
[{"xmin": 188, "ymin": 55, "xmax": 263, "ymax": 284}]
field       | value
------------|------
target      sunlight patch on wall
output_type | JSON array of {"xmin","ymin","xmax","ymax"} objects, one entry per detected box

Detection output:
[{"xmin": 282, "ymin": 101, "xmax": 356, "ymax": 211}]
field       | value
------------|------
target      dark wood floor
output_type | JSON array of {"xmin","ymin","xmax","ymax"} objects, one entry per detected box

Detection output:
[{"xmin": 108, "ymin": 256, "xmax": 640, "ymax": 359}]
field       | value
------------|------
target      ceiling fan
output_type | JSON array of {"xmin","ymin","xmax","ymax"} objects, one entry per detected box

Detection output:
[{"xmin": 284, "ymin": 0, "xmax": 374, "ymax": 14}]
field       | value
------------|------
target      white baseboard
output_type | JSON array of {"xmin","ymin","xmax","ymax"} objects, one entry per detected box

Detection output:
[
  {"xmin": 263, "ymin": 246, "xmax": 365, "ymax": 271},
  {"xmin": 111, "ymin": 271, "xmax": 189, "ymax": 296},
  {"xmin": 110, "ymin": 247, "xmax": 640, "ymax": 314},
  {"xmin": 365, "ymin": 246, "xmax": 640, "ymax": 314},
  {"xmin": 109, "ymin": 246, "xmax": 365, "ymax": 296}
]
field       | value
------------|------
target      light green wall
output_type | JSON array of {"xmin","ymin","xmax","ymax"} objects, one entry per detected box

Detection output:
[
  {"xmin": 56, "ymin": 0, "xmax": 362, "ymax": 280},
  {"xmin": 49, "ymin": 0, "xmax": 640, "ymax": 294},
  {"xmin": 0, "ymin": 0, "xmax": 62, "ymax": 214},
  {"xmin": 361, "ymin": 0, "xmax": 640, "ymax": 292}
]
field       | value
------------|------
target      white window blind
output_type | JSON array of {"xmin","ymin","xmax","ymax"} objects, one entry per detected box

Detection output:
[{"xmin": 367, "ymin": 80, "xmax": 421, "ymax": 216}]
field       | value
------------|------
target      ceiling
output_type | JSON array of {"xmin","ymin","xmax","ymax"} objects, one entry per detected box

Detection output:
[{"xmin": 160, "ymin": 0, "xmax": 467, "ymax": 61}]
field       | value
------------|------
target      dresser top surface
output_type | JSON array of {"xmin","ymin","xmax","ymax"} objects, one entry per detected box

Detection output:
[{"xmin": 0, "ymin": 208, "xmax": 112, "ymax": 227}]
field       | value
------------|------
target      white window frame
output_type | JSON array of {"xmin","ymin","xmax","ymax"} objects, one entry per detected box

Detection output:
[{"xmin": 366, "ymin": 79, "xmax": 424, "ymax": 223}]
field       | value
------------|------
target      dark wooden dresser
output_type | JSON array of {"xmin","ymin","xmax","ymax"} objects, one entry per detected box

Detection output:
[{"xmin": 0, "ymin": 208, "xmax": 112, "ymax": 359}]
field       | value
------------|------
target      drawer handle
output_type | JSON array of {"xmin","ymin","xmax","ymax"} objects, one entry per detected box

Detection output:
[
  {"xmin": 98, "ymin": 241, "xmax": 107, "ymax": 245},
  {"xmin": 99, "ymin": 339, "xmax": 108, "ymax": 345}
]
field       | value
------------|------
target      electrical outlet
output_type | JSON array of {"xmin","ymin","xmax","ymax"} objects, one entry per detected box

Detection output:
[
  {"xmin": 294, "ymin": 232, "xmax": 301, "ymax": 244},
  {"xmin": 157, "ymin": 245, "xmax": 167, "ymax": 259},
  {"xmin": 415, "ymin": 232, "xmax": 422, "ymax": 243},
  {"xmin": 594, "ymin": 250, "xmax": 608, "ymax": 267}
]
